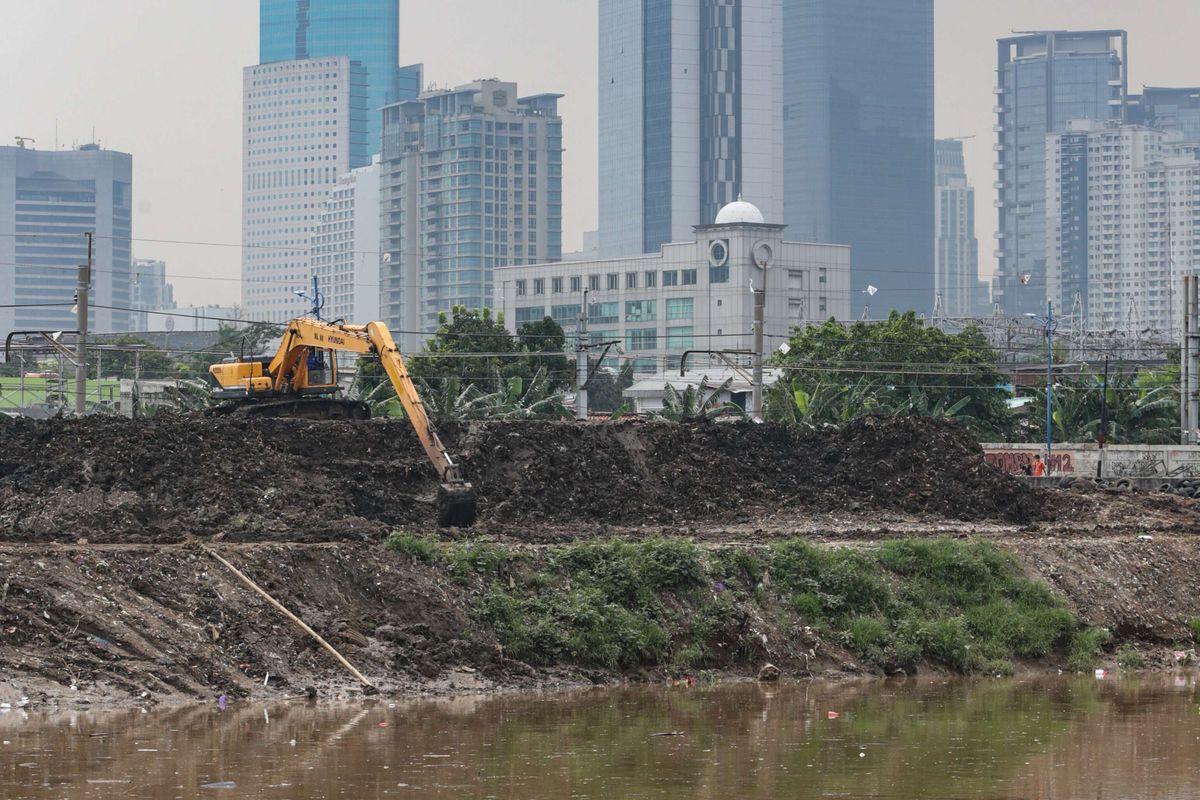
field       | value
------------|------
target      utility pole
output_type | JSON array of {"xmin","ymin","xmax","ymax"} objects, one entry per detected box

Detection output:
[
  {"xmin": 1183, "ymin": 275, "xmax": 1200, "ymax": 444},
  {"xmin": 1045, "ymin": 300, "xmax": 1053, "ymax": 474},
  {"xmin": 751, "ymin": 274, "xmax": 766, "ymax": 421},
  {"xmin": 74, "ymin": 232, "xmax": 93, "ymax": 416},
  {"xmin": 1097, "ymin": 356, "xmax": 1109, "ymax": 479},
  {"xmin": 575, "ymin": 289, "xmax": 589, "ymax": 421}
]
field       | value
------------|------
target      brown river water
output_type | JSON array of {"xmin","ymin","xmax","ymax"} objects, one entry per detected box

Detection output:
[{"xmin": 2, "ymin": 673, "xmax": 1199, "ymax": 799}]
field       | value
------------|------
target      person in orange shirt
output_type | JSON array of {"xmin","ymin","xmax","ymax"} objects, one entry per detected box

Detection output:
[{"xmin": 1032, "ymin": 455, "xmax": 1046, "ymax": 477}]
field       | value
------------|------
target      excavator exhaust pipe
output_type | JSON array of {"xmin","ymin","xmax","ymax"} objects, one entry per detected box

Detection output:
[{"xmin": 438, "ymin": 483, "xmax": 477, "ymax": 528}]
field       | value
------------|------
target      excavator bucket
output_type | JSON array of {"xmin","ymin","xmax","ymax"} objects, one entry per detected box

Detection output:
[{"xmin": 438, "ymin": 483, "xmax": 477, "ymax": 528}]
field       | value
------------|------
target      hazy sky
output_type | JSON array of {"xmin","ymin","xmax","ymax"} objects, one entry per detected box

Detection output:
[{"xmin": 4, "ymin": 0, "xmax": 1200, "ymax": 308}]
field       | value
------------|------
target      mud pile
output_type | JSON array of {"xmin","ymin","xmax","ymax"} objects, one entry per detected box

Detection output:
[{"xmin": 0, "ymin": 414, "xmax": 1044, "ymax": 543}]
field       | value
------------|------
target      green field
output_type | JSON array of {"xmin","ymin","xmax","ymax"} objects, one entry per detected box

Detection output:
[{"xmin": 0, "ymin": 377, "xmax": 123, "ymax": 410}]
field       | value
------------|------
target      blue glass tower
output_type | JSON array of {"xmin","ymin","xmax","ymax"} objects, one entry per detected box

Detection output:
[
  {"xmin": 260, "ymin": 0, "xmax": 416, "ymax": 154},
  {"xmin": 783, "ymin": 0, "xmax": 935, "ymax": 316}
]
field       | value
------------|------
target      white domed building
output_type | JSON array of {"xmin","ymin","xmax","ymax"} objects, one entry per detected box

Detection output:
[{"xmin": 497, "ymin": 198, "xmax": 850, "ymax": 401}]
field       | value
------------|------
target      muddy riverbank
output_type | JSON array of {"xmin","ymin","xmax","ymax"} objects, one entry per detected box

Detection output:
[{"xmin": 2, "ymin": 416, "xmax": 1199, "ymax": 708}]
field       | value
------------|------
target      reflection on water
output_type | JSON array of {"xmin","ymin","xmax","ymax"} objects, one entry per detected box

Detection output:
[{"xmin": 2, "ymin": 674, "xmax": 1199, "ymax": 799}]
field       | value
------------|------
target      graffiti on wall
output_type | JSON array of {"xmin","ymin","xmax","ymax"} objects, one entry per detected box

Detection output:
[{"xmin": 984, "ymin": 451, "xmax": 1075, "ymax": 475}]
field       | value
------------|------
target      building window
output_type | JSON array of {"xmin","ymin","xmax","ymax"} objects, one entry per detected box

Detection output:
[
  {"xmin": 632, "ymin": 358, "xmax": 657, "ymax": 374},
  {"xmin": 819, "ymin": 297, "xmax": 827, "ymax": 313},
  {"xmin": 682, "ymin": 269, "xmax": 697, "ymax": 285},
  {"xmin": 571, "ymin": 276, "xmax": 583, "ymax": 292},
  {"xmin": 667, "ymin": 326, "xmax": 694, "ymax": 349},
  {"xmin": 626, "ymin": 272, "xmax": 638, "ymax": 289},
  {"xmin": 552, "ymin": 277, "xmax": 563, "ymax": 294},
  {"xmin": 551, "ymin": 303, "xmax": 581, "ymax": 327},
  {"xmin": 590, "ymin": 329, "xmax": 619, "ymax": 347},
  {"xmin": 709, "ymin": 264, "xmax": 729, "ymax": 283},
  {"xmin": 533, "ymin": 278, "xmax": 545, "ymax": 295},
  {"xmin": 515, "ymin": 279, "xmax": 527, "ymax": 296},
  {"xmin": 666, "ymin": 297, "xmax": 693, "ymax": 320},
  {"xmin": 606, "ymin": 273, "xmax": 619, "ymax": 290},
  {"xmin": 588, "ymin": 274, "xmax": 600, "ymax": 291},
  {"xmin": 625, "ymin": 299, "xmax": 657, "ymax": 322},
  {"xmin": 515, "ymin": 306, "xmax": 544, "ymax": 326},
  {"xmin": 662, "ymin": 270, "xmax": 679, "ymax": 287},
  {"xmin": 589, "ymin": 302, "xmax": 619, "ymax": 324},
  {"xmin": 645, "ymin": 270, "xmax": 657, "ymax": 288},
  {"xmin": 628, "ymin": 328, "xmax": 658, "ymax": 351}
]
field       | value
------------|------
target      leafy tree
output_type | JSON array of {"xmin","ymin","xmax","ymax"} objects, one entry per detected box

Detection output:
[
  {"xmin": 91, "ymin": 336, "xmax": 180, "ymax": 380},
  {"xmin": 773, "ymin": 311, "xmax": 1013, "ymax": 438},
  {"xmin": 586, "ymin": 361, "xmax": 635, "ymax": 413},
  {"xmin": 408, "ymin": 306, "xmax": 572, "ymax": 396}
]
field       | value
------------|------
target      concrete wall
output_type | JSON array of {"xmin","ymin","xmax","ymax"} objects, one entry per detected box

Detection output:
[{"xmin": 983, "ymin": 443, "xmax": 1200, "ymax": 478}]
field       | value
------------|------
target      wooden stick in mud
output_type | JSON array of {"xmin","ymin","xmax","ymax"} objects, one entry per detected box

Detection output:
[{"xmin": 202, "ymin": 546, "xmax": 377, "ymax": 690}]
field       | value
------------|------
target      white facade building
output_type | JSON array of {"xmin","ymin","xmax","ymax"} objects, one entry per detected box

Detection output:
[
  {"xmin": 1046, "ymin": 119, "xmax": 1200, "ymax": 333},
  {"xmin": 242, "ymin": 56, "xmax": 368, "ymax": 323},
  {"xmin": 934, "ymin": 139, "xmax": 985, "ymax": 316},
  {"xmin": 311, "ymin": 161, "xmax": 380, "ymax": 323},
  {"xmin": 598, "ymin": 0, "xmax": 784, "ymax": 257},
  {"xmin": 130, "ymin": 258, "xmax": 175, "ymax": 330},
  {"xmin": 498, "ymin": 200, "xmax": 849, "ymax": 374}
]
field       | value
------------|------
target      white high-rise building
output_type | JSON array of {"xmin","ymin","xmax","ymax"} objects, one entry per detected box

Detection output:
[
  {"xmin": 242, "ymin": 56, "xmax": 368, "ymax": 322},
  {"xmin": 598, "ymin": 0, "xmax": 784, "ymax": 257},
  {"xmin": 311, "ymin": 161, "xmax": 380, "ymax": 324},
  {"xmin": 130, "ymin": 258, "xmax": 175, "ymax": 330},
  {"xmin": 934, "ymin": 140, "xmax": 985, "ymax": 317},
  {"xmin": 1046, "ymin": 119, "xmax": 1200, "ymax": 333}
]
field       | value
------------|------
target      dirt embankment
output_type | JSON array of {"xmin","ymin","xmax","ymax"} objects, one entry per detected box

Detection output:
[
  {"xmin": 1, "ymin": 415, "xmax": 1199, "ymax": 708},
  {"xmin": 0, "ymin": 414, "xmax": 1045, "ymax": 543}
]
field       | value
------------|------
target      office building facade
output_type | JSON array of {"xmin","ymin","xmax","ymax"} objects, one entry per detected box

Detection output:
[
  {"xmin": 311, "ymin": 161, "xmax": 380, "ymax": 323},
  {"xmin": 130, "ymin": 258, "xmax": 175, "ymax": 330},
  {"xmin": 598, "ymin": 0, "xmax": 784, "ymax": 257},
  {"xmin": 259, "ymin": 0, "xmax": 419, "ymax": 154},
  {"xmin": 242, "ymin": 56, "xmax": 366, "ymax": 322},
  {"xmin": 498, "ymin": 199, "xmax": 850, "ymax": 374},
  {"xmin": 1129, "ymin": 86, "xmax": 1200, "ymax": 142},
  {"xmin": 993, "ymin": 30, "xmax": 1128, "ymax": 317},
  {"xmin": 0, "ymin": 144, "xmax": 133, "ymax": 334},
  {"xmin": 379, "ymin": 80, "xmax": 563, "ymax": 351},
  {"xmin": 1046, "ymin": 119, "xmax": 1200, "ymax": 334},
  {"xmin": 783, "ymin": 0, "xmax": 934, "ymax": 316},
  {"xmin": 934, "ymin": 140, "xmax": 985, "ymax": 317}
]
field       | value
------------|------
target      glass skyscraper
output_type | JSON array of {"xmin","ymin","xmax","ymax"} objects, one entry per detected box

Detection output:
[
  {"xmin": 259, "ymin": 0, "xmax": 417, "ymax": 153},
  {"xmin": 992, "ymin": 30, "xmax": 1127, "ymax": 317},
  {"xmin": 598, "ymin": 0, "xmax": 784, "ymax": 258},
  {"xmin": 783, "ymin": 0, "xmax": 935, "ymax": 316}
]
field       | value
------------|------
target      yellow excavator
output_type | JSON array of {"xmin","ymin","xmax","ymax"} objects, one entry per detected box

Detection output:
[{"xmin": 207, "ymin": 315, "xmax": 477, "ymax": 527}]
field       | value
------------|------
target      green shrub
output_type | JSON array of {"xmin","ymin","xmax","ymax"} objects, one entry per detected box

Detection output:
[
  {"xmin": 447, "ymin": 541, "xmax": 513, "ymax": 580},
  {"xmin": 1067, "ymin": 627, "xmax": 1111, "ymax": 672},
  {"xmin": 1189, "ymin": 616, "xmax": 1200, "ymax": 642},
  {"xmin": 792, "ymin": 592, "xmax": 824, "ymax": 624},
  {"xmin": 1116, "ymin": 644, "xmax": 1145, "ymax": 670},
  {"xmin": 383, "ymin": 531, "xmax": 440, "ymax": 563},
  {"xmin": 848, "ymin": 616, "xmax": 890, "ymax": 657}
]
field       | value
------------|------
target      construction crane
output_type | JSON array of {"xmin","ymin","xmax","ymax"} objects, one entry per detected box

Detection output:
[{"xmin": 207, "ymin": 316, "xmax": 477, "ymax": 527}]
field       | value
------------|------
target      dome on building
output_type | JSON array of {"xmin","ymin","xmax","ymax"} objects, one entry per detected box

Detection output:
[{"xmin": 714, "ymin": 195, "xmax": 765, "ymax": 225}]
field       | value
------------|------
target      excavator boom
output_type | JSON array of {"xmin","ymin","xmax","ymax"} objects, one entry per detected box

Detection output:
[{"xmin": 209, "ymin": 317, "xmax": 477, "ymax": 527}]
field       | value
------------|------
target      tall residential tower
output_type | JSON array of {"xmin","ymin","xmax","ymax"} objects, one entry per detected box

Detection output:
[
  {"xmin": 993, "ymin": 30, "xmax": 1128, "ymax": 317},
  {"xmin": 379, "ymin": 80, "xmax": 564, "ymax": 350},
  {"xmin": 783, "ymin": 0, "xmax": 935, "ymax": 315},
  {"xmin": 598, "ymin": 0, "xmax": 784, "ymax": 257}
]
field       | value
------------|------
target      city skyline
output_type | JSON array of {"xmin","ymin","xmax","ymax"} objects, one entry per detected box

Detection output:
[{"xmin": 3, "ymin": 1, "xmax": 1200, "ymax": 311}]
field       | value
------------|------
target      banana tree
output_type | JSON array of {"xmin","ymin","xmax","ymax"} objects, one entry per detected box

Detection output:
[{"xmin": 651, "ymin": 377, "xmax": 746, "ymax": 422}]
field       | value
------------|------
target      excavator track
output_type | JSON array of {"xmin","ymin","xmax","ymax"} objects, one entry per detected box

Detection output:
[{"xmin": 225, "ymin": 398, "xmax": 371, "ymax": 421}]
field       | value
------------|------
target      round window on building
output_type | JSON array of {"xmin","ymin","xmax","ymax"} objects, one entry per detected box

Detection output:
[
  {"xmin": 708, "ymin": 239, "xmax": 729, "ymax": 268},
  {"xmin": 752, "ymin": 242, "xmax": 774, "ymax": 268}
]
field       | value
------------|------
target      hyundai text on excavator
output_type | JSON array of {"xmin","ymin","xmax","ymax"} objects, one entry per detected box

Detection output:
[{"xmin": 207, "ymin": 316, "xmax": 477, "ymax": 527}]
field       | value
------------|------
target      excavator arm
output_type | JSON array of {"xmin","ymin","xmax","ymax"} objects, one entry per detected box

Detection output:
[{"xmin": 211, "ymin": 317, "xmax": 476, "ymax": 526}]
